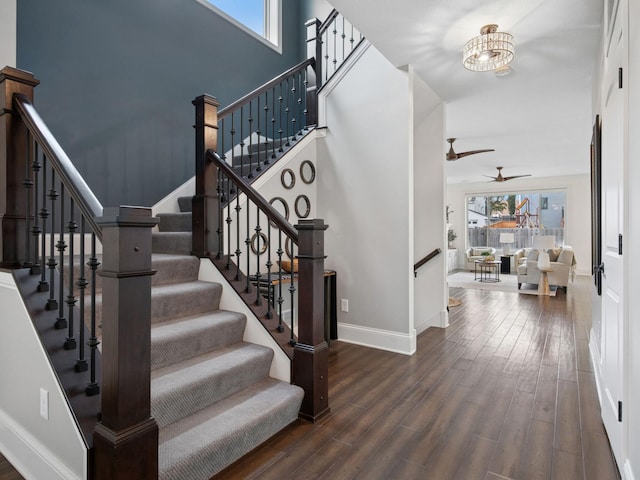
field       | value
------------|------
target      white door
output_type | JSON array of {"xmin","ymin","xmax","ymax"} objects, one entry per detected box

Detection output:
[{"xmin": 599, "ymin": 2, "xmax": 626, "ymax": 467}]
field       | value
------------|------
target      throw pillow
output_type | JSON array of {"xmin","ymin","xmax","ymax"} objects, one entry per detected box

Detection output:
[
  {"xmin": 547, "ymin": 248, "xmax": 561, "ymax": 262},
  {"xmin": 527, "ymin": 249, "xmax": 539, "ymax": 262}
]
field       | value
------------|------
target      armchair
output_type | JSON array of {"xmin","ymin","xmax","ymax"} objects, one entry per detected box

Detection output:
[{"xmin": 517, "ymin": 246, "xmax": 576, "ymax": 291}]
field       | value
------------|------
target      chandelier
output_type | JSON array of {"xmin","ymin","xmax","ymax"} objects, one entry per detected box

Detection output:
[{"xmin": 463, "ymin": 24, "xmax": 514, "ymax": 72}]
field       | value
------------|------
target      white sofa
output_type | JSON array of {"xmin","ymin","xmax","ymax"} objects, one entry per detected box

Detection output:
[
  {"xmin": 464, "ymin": 247, "xmax": 497, "ymax": 271},
  {"xmin": 516, "ymin": 246, "xmax": 576, "ymax": 291}
]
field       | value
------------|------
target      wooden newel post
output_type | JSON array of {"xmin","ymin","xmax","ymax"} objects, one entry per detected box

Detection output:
[
  {"xmin": 293, "ymin": 218, "xmax": 330, "ymax": 422},
  {"xmin": 305, "ymin": 18, "xmax": 322, "ymax": 126},
  {"xmin": 0, "ymin": 67, "xmax": 40, "ymax": 268},
  {"xmin": 93, "ymin": 206, "xmax": 159, "ymax": 480},
  {"xmin": 192, "ymin": 94, "xmax": 220, "ymax": 258}
]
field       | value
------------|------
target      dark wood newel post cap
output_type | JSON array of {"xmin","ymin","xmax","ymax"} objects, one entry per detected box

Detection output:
[
  {"xmin": 192, "ymin": 94, "xmax": 220, "ymax": 107},
  {"xmin": 95, "ymin": 206, "xmax": 158, "ymax": 227}
]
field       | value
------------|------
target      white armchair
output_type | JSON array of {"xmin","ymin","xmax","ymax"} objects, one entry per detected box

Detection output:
[
  {"xmin": 464, "ymin": 247, "xmax": 497, "ymax": 271},
  {"xmin": 517, "ymin": 246, "xmax": 576, "ymax": 291}
]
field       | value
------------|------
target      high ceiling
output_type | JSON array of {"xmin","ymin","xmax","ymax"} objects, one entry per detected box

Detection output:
[{"xmin": 329, "ymin": 0, "xmax": 603, "ymax": 184}]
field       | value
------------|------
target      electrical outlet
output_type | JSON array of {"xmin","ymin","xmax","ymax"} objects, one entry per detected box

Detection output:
[
  {"xmin": 40, "ymin": 388, "xmax": 49, "ymax": 420},
  {"xmin": 340, "ymin": 299, "xmax": 349, "ymax": 312}
]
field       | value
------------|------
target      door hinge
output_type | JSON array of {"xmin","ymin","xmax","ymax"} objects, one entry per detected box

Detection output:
[
  {"xmin": 619, "ymin": 234, "xmax": 623, "ymax": 255},
  {"xmin": 618, "ymin": 401, "xmax": 623, "ymax": 422},
  {"xmin": 619, "ymin": 67, "xmax": 623, "ymax": 88}
]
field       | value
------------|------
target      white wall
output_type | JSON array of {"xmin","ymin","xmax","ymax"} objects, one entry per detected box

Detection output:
[
  {"xmin": 625, "ymin": 0, "xmax": 640, "ymax": 477},
  {"xmin": 0, "ymin": 272, "xmax": 86, "ymax": 480},
  {"xmin": 318, "ymin": 44, "xmax": 416, "ymax": 354},
  {"xmin": 412, "ymin": 70, "xmax": 447, "ymax": 334},
  {"xmin": 447, "ymin": 174, "xmax": 592, "ymax": 276},
  {"xmin": 0, "ymin": 0, "xmax": 16, "ymax": 68}
]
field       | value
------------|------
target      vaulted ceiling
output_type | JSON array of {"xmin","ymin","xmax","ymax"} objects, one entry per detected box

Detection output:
[{"xmin": 329, "ymin": 0, "xmax": 603, "ymax": 184}]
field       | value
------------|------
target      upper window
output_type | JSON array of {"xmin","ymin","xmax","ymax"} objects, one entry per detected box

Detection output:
[{"xmin": 199, "ymin": 0, "xmax": 281, "ymax": 51}]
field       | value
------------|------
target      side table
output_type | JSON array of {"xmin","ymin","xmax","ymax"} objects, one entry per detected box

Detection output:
[
  {"xmin": 500, "ymin": 255, "xmax": 513, "ymax": 274},
  {"xmin": 538, "ymin": 267, "xmax": 553, "ymax": 295}
]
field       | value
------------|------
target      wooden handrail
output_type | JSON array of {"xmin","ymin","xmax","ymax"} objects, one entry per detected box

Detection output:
[
  {"xmin": 318, "ymin": 9, "xmax": 340, "ymax": 34},
  {"xmin": 207, "ymin": 150, "xmax": 299, "ymax": 241},
  {"xmin": 218, "ymin": 58, "xmax": 315, "ymax": 122},
  {"xmin": 414, "ymin": 248, "xmax": 441, "ymax": 275},
  {"xmin": 13, "ymin": 93, "xmax": 104, "ymax": 238}
]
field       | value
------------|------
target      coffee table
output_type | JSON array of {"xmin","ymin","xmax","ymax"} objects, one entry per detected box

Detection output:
[{"xmin": 474, "ymin": 260, "xmax": 501, "ymax": 283}]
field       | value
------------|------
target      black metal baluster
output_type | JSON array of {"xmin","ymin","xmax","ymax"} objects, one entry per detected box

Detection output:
[
  {"xmin": 256, "ymin": 96, "xmax": 262, "ymax": 170},
  {"xmin": 303, "ymin": 69, "xmax": 309, "ymax": 130},
  {"xmin": 278, "ymin": 83, "xmax": 284, "ymax": 152},
  {"xmin": 248, "ymin": 101, "xmax": 255, "ymax": 174},
  {"xmin": 276, "ymin": 231, "xmax": 284, "ymax": 332},
  {"xmin": 254, "ymin": 210, "xmax": 262, "ymax": 306},
  {"xmin": 38, "ymin": 154, "xmax": 49, "ymax": 292},
  {"xmin": 31, "ymin": 143, "xmax": 42, "ymax": 275},
  {"xmin": 289, "ymin": 241, "xmax": 296, "ymax": 346},
  {"xmin": 46, "ymin": 171, "xmax": 58, "ymax": 311},
  {"xmin": 234, "ymin": 186, "xmax": 241, "ymax": 281},
  {"xmin": 350, "ymin": 24, "xmax": 355, "ymax": 51},
  {"xmin": 342, "ymin": 17, "xmax": 346, "ymax": 62},
  {"xmin": 55, "ymin": 184, "xmax": 67, "ymax": 329},
  {"xmin": 75, "ymin": 218, "xmax": 88, "ymax": 372},
  {"xmin": 86, "ymin": 232, "xmax": 100, "ymax": 396},
  {"xmin": 332, "ymin": 18, "xmax": 338, "ymax": 73},
  {"xmin": 240, "ymin": 107, "xmax": 247, "ymax": 178},
  {"xmin": 291, "ymin": 77, "xmax": 298, "ymax": 140},
  {"xmin": 217, "ymin": 170, "xmax": 224, "ymax": 260},
  {"xmin": 285, "ymin": 77, "xmax": 291, "ymax": 146},
  {"xmin": 271, "ymin": 87, "xmax": 276, "ymax": 159},
  {"xmin": 324, "ymin": 29, "xmax": 330, "ymax": 82},
  {"xmin": 263, "ymin": 90, "xmax": 270, "ymax": 165},
  {"xmin": 64, "ymin": 199, "xmax": 77, "ymax": 349},
  {"xmin": 230, "ymin": 113, "xmax": 236, "ymax": 177},
  {"xmin": 245, "ymin": 202, "xmax": 251, "ymax": 293},
  {"xmin": 23, "ymin": 131, "xmax": 33, "ymax": 269},
  {"xmin": 265, "ymin": 219, "xmax": 273, "ymax": 319},
  {"xmin": 225, "ymin": 174, "xmax": 232, "ymax": 269}
]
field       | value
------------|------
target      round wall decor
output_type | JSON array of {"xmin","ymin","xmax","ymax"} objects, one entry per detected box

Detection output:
[
  {"xmin": 295, "ymin": 194, "xmax": 311, "ymax": 218},
  {"xmin": 300, "ymin": 160, "xmax": 316, "ymax": 184},
  {"xmin": 269, "ymin": 197, "xmax": 289, "ymax": 228},
  {"xmin": 250, "ymin": 232, "xmax": 269, "ymax": 255},
  {"xmin": 281, "ymin": 169, "xmax": 296, "ymax": 189}
]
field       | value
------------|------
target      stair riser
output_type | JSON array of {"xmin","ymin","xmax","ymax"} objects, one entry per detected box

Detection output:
[
  {"xmin": 152, "ymin": 232, "xmax": 192, "ymax": 255},
  {"xmin": 151, "ymin": 283, "xmax": 222, "ymax": 324},
  {"xmin": 157, "ymin": 212, "xmax": 192, "ymax": 232}
]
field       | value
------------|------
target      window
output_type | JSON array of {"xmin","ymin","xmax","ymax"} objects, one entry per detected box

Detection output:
[
  {"xmin": 198, "ymin": 0, "xmax": 281, "ymax": 50},
  {"xmin": 466, "ymin": 190, "xmax": 566, "ymax": 250}
]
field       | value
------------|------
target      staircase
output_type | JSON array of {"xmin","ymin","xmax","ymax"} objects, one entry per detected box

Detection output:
[{"xmin": 112, "ymin": 201, "xmax": 303, "ymax": 479}]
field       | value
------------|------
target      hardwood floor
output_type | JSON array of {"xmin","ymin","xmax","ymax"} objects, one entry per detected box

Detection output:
[
  {"xmin": 215, "ymin": 275, "xmax": 619, "ymax": 480},
  {"xmin": 1, "ymin": 276, "xmax": 618, "ymax": 480},
  {"xmin": 0, "ymin": 454, "xmax": 23, "ymax": 480}
]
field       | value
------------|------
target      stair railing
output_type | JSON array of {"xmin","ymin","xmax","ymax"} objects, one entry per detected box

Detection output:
[
  {"xmin": 414, "ymin": 248, "xmax": 442, "ymax": 276},
  {"xmin": 1, "ymin": 66, "xmax": 159, "ymax": 479}
]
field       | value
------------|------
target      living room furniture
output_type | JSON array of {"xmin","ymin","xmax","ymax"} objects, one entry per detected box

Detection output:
[
  {"xmin": 475, "ymin": 260, "xmax": 501, "ymax": 282},
  {"xmin": 517, "ymin": 246, "xmax": 576, "ymax": 291},
  {"xmin": 500, "ymin": 255, "xmax": 513, "ymax": 274},
  {"xmin": 538, "ymin": 267, "xmax": 553, "ymax": 295},
  {"xmin": 464, "ymin": 247, "xmax": 497, "ymax": 271}
]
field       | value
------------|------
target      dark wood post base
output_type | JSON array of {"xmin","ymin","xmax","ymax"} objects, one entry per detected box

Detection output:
[
  {"xmin": 293, "ymin": 341, "xmax": 330, "ymax": 422},
  {"xmin": 93, "ymin": 419, "xmax": 158, "ymax": 480}
]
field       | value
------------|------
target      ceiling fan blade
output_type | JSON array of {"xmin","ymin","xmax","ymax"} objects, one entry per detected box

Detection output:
[
  {"xmin": 482, "ymin": 175, "xmax": 497, "ymax": 180},
  {"xmin": 455, "ymin": 149, "xmax": 495, "ymax": 159},
  {"xmin": 503, "ymin": 174, "xmax": 532, "ymax": 181}
]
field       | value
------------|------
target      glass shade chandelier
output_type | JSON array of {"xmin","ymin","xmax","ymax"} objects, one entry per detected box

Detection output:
[{"xmin": 463, "ymin": 24, "xmax": 514, "ymax": 72}]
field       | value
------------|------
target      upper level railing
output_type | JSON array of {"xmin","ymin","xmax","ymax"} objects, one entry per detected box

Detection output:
[
  {"xmin": 414, "ymin": 248, "xmax": 442, "ymax": 276},
  {"xmin": 317, "ymin": 9, "xmax": 365, "ymax": 84},
  {"xmin": 1, "ymin": 66, "xmax": 159, "ymax": 478}
]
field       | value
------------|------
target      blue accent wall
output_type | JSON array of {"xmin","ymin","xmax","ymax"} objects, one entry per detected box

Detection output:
[{"xmin": 17, "ymin": 0, "xmax": 305, "ymax": 207}]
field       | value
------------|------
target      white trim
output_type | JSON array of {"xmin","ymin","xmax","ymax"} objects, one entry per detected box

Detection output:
[
  {"xmin": 152, "ymin": 176, "xmax": 195, "ymax": 215},
  {"xmin": 623, "ymin": 460, "xmax": 636, "ymax": 480},
  {"xmin": 317, "ymin": 40, "xmax": 371, "ymax": 126},
  {"xmin": 0, "ymin": 409, "xmax": 83, "ymax": 480},
  {"xmin": 415, "ymin": 310, "xmax": 448, "ymax": 335},
  {"xmin": 589, "ymin": 328, "xmax": 604, "ymax": 404},
  {"xmin": 337, "ymin": 322, "xmax": 416, "ymax": 355}
]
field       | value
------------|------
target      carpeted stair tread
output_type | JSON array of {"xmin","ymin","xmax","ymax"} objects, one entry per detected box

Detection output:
[
  {"xmin": 150, "ymin": 254, "xmax": 200, "ymax": 286},
  {"xmin": 151, "ymin": 310, "xmax": 246, "ymax": 370},
  {"xmin": 151, "ymin": 342, "xmax": 273, "ymax": 428},
  {"xmin": 150, "ymin": 281, "xmax": 222, "ymax": 323},
  {"xmin": 158, "ymin": 378, "xmax": 304, "ymax": 480},
  {"xmin": 157, "ymin": 212, "xmax": 192, "ymax": 232},
  {"xmin": 152, "ymin": 232, "xmax": 192, "ymax": 255}
]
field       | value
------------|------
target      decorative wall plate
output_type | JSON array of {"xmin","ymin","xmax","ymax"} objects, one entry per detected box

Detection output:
[
  {"xmin": 295, "ymin": 194, "xmax": 311, "ymax": 218},
  {"xmin": 300, "ymin": 160, "xmax": 316, "ymax": 184},
  {"xmin": 281, "ymin": 168, "xmax": 295, "ymax": 189}
]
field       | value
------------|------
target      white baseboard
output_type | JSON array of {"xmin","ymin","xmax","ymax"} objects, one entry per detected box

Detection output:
[
  {"xmin": 337, "ymin": 322, "xmax": 416, "ymax": 355},
  {"xmin": 415, "ymin": 309, "xmax": 448, "ymax": 335},
  {"xmin": 624, "ymin": 460, "xmax": 636, "ymax": 480},
  {"xmin": 0, "ymin": 409, "xmax": 84, "ymax": 480}
]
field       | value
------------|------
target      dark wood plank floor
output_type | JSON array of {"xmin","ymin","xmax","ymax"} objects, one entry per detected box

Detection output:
[
  {"xmin": 1, "ymin": 276, "xmax": 619, "ymax": 480},
  {"xmin": 215, "ymin": 275, "xmax": 620, "ymax": 480},
  {"xmin": 0, "ymin": 454, "xmax": 23, "ymax": 480}
]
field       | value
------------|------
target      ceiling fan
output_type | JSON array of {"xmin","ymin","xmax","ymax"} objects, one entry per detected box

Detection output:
[
  {"xmin": 484, "ymin": 166, "xmax": 532, "ymax": 182},
  {"xmin": 446, "ymin": 138, "xmax": 495, "ymax": 161}
]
